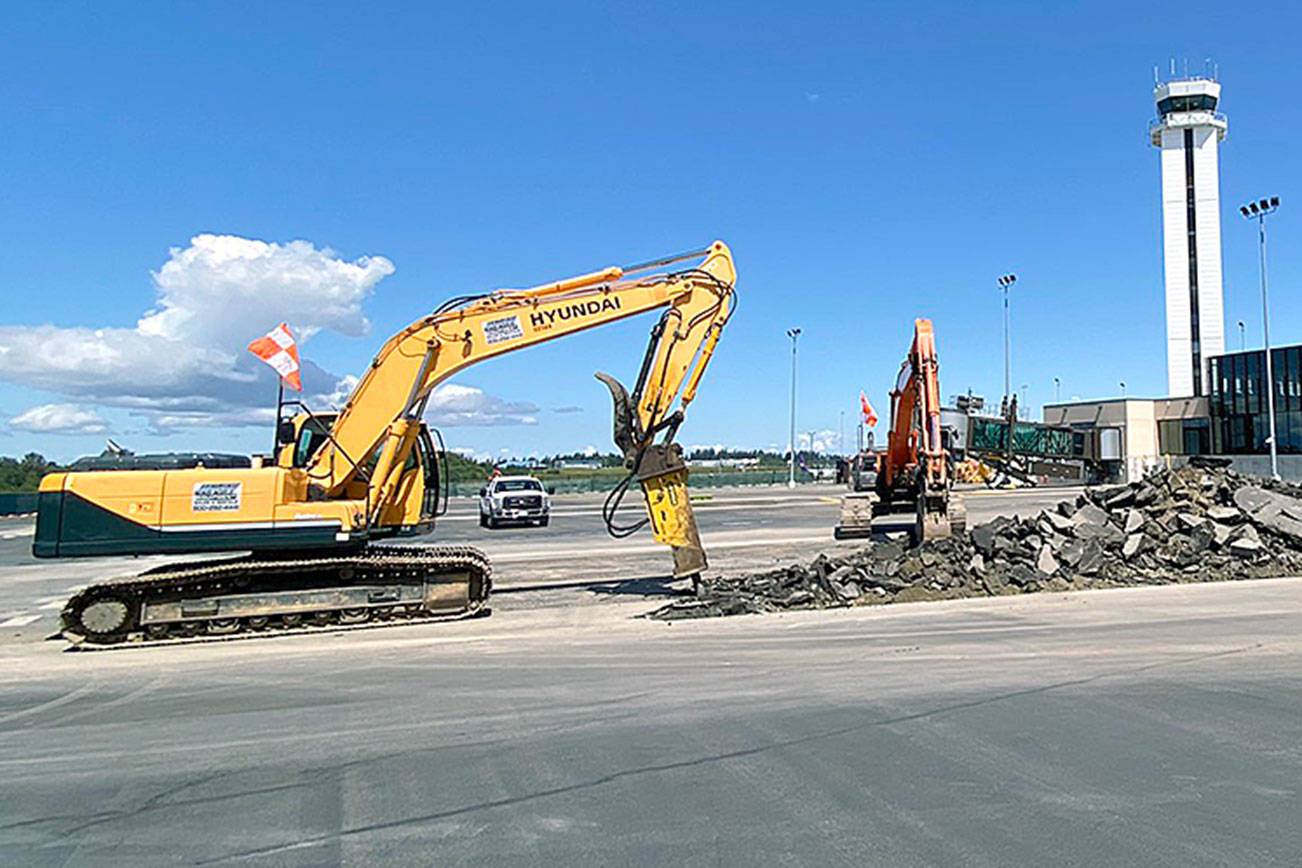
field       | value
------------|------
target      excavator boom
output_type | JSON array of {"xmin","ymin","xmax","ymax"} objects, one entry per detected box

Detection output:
[{"xmin": 307, "ymin": 243, "xmax": 735, "ymax": 495}]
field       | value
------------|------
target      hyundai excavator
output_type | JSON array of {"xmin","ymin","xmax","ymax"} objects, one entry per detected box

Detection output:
[
  {"xmin": 34, "ymin": 242, "xmax": 736, "ymax": 645},
  {"xmin": 834, "ymin": 318, "xmax": 964, "ymax": 543}
]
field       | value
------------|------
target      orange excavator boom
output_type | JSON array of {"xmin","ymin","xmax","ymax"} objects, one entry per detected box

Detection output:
[{"xmin": 874, "ymin": 318, "xmax": 964, "ymax": 542}]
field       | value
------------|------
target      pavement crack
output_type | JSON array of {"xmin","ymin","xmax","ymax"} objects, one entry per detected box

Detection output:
[
  {"xmin": 56, "ymin": 777, "xmax": 314, "ymax": 839},
  {"xmin": 201, "ymin": 642, "xmax": 1264, "ymax": 864}
]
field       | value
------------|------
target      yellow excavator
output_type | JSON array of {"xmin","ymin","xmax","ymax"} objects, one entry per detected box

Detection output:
[{"xmin": 35, "ymin": 242, "xmax": 737, "ymax": 645}]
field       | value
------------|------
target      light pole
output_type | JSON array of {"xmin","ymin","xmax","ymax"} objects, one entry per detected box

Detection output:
[
  {"xmin": 1240, "ymin": 196, "xmax": 1282, "ymax": 479},
  {"xmin": 786, "ymin": 328, "xmax": 801, "ymax": 488},
  {"xmin": 997, "ymin": 274, "xmax": 1017, "ymax": 405},
  {"xmin": 1238, "ymin": 320, "xmax": 1246, "ymax": 351},
  {"xmin": 839, "ymin": 410, "xmax": 845, "ymax": 457},
  {"xmin": 1053, "ymin": 376, "xmax": 1061, "ymax": 403}
]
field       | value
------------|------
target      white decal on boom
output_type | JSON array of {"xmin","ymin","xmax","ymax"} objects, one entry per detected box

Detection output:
[{"xmin": 483, "ymin": 315, "xmax": 524, "ymax": 345}]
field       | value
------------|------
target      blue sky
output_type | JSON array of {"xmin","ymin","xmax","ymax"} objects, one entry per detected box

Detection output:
[{"xmin": 2, "ymin": 1, "xmax": 1300, "ymax": 462}]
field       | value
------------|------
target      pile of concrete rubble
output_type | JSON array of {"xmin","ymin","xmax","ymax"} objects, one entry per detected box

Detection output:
[{"xmin": 648, "ymin": 462, "xmax": 1302, "ymax": 621}]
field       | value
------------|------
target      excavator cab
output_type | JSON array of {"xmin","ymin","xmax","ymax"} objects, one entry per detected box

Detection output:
[
  {"xmin": 277, "ymin": 411, "xmax": 444, "ymax": 533},
  {"xmin": 277, "ymin": 413, "xmax": 336, "ymax": 469}
]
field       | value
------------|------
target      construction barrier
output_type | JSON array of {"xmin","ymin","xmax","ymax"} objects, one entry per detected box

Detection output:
[
  {"xmin": 0, "ymin": 493, "xmax": 38, "ymax": 516},
  {"xmin": 449, "ymin": 469, "xmax": 820, "ymax": 498}
]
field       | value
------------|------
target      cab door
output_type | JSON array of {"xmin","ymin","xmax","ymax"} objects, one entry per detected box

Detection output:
[{"xmin": 417, "ymin": 425, "xmax": 445, "ymax": 520}]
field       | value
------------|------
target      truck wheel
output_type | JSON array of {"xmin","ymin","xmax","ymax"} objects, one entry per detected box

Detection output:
[
  {"xmin": 486, "ymin": 516, "xmax": 497, "ymax": 529},
  {"xmin": 479, "ymin": 513, "xmax": 488, "ymax": 528},
  {"xmin": 539, "ymin": 516, "xmax": 549, "ymax": 527}
]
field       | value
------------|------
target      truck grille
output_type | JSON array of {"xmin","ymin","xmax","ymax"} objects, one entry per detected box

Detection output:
[{"xmin": 503, "ymin": 495, "xmax": 542, "ymax": 509}]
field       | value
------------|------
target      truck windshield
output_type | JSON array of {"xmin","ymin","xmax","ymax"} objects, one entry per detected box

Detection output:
[{"xmin": 495, "ymin": 480, "xmax": 541, "ymax": 492}]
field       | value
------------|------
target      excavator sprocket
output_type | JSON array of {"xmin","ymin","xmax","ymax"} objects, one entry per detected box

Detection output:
[{"xmin": 59, "ymin": 544, "xmax": 491, "ymax": 649}]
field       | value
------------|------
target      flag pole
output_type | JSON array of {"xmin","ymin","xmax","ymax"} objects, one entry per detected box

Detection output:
[{"xmin": 273, "ymin": 379, "xmax": 284, "ymax": 459}]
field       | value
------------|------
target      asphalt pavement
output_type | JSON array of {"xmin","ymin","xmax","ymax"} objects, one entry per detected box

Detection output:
[
  {"xmin": 0, "ymin": 577, "xmax": 1298, "ymax": 865},
  {"xmin": 12, "ymin": 482, "xmax": 1297, "ymax": 865}
]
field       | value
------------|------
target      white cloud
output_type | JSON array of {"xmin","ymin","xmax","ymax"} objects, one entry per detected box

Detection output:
[
  {"xmin": 0, "ymin": 235, "xmax": 533, "ymax": 434},
  {"xmin": 140, "ymin": 234, "xmax": 392, "ymax": 348},
  {"xmin": 426, "ymin": 384, "xmax": 538, "ymax": 427},
  {"xmin": 797, "ymin": 429, "xmax": 841, "ymax": 452},
  {"xmin": 9, "ymin": 403, "xmax": 108, "ymax": 435}
]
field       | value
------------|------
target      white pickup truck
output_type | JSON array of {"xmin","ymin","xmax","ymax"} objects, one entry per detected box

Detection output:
[{"xmin": 478, "ymin": 475, "xmax": 551, "ymax": 528}]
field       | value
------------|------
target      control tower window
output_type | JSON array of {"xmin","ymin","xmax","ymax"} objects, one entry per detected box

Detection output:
[{"xmin": 1158, "ymin": 94, "xmax": 1217, "ymax": 115}]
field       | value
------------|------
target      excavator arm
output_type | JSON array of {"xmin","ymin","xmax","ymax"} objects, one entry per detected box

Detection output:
[{"xmin": 305, "ymin": 241, "xmax": 737, "ymax": 576}]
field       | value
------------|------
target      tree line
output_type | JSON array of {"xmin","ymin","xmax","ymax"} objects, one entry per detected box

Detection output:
[{"xmin": 0, "ymin": 454, "xmax": 60, "ymax": 493}]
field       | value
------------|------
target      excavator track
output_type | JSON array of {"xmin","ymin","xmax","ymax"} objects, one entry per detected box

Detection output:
[{"xmin": 59, "ymin": 544, "xmax": 491, "ymax": 649}]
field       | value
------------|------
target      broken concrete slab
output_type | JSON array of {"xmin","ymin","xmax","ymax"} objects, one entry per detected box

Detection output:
[
  {"xmin": 1206, "ymin": 505, "xmax": 1242, "ymax": 524},
  {"xmin": 1071, "ymin": 503, "xmax": 1111, "ymax": 528},
  {"xmin": 1036, "ymin": 545, "xmax": 1059, "ymax": 575},
  {"xmin": 970, "ymin": 523, "xmax": 997, "ymax": 558},
  {"xmin": 1042, "ymin": 509, "xmax": 1075, "ymax": 534},
  {"xmin": 1075, "ymin": 521, "xmax": 1125, "ymax": 547},
  {"xmin": 1234, "ymin": 486, "xmax": 1302, "ymax": 543},
  {"xmin": 1078, "ymin": 540, "xmax": 1106, "ymax": 575},
  {"xmin": 1230, "ymin": 537, "xmax": 1264, "ymax": 557}
]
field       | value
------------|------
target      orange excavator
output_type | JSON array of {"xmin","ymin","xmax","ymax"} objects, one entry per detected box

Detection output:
[
  {"xmin": 836, "ymin": 318, "xmax": 964, "ymax": 543},
  {"xmin": 875, "ymin": 318, "xmax": 965, "ymax": 541}
]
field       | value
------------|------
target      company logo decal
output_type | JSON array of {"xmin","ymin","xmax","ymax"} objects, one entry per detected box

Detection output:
[
  {"xmin": 192, "ymin": 482, "xmax": 242, "ymax": 512},
  {"xmin": 530, "ymin": 297, "xmax": 621, "ymax": 329}
]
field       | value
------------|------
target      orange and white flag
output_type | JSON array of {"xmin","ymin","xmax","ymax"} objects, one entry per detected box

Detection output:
[
  {"xmin": 247, "ymin": 323, "xmax": 302, "ymax": 391},
  {"xmin": 860, "ymin": 391, "xmax": 878, "ymax": 427}
]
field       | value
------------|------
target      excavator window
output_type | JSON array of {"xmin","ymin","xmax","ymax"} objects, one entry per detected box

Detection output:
[{"xmin": 293, "ymin": 416, "xmax": 335, "ymax": 468}]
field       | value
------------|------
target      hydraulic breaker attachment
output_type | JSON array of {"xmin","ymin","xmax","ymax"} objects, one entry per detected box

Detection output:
[
  {"xmin": 635, "ymin": 444, "xmax": 706, "ymax": 578},
  {"xmin": 598, "ymin": 371, "xmax": 706, "ymax": 577}
]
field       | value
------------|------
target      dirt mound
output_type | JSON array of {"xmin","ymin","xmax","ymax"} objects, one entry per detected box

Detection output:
[{"xmin": 648, "ymin": 464, "xmax": 1302, "ymax": 621}]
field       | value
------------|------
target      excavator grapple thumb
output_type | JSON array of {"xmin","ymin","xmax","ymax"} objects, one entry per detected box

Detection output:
[{"xmin": 595, "ymin": 372, "xmax": 640, "ymax": 463}]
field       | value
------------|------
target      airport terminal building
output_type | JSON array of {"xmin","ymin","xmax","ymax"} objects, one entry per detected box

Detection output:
[
  {"xmin": 1208, "ymin": 344, "xmax": 1302, "ymax": 455},
  {"xmin": 1044, "ymin": 342, "xmax": 1302, "ymax": 481}
]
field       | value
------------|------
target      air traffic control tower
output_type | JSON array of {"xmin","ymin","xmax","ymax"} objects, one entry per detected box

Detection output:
[{"xmin": 1151, "ymin": 76, "xmax": 1228, "ymax": 397}]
